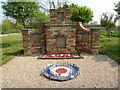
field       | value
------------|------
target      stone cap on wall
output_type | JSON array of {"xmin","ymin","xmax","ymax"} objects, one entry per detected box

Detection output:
[
  {"xmin": 90, "ymin": 28, "xmax": 100, "ymax": 31},
  {"xmin": 22, "ymin": 29, "xmax": 36, "ymax": 31},
  {"xmin": 77, "ymin": 22, "xmax": 91, "ymax": 32},
  {"xmin": 22, "ymin": 29, "xmax": 37, "ymax": 35},
  {"xmin": 49, "ymin": 9, "xmax": 70, "ymax": 12}
]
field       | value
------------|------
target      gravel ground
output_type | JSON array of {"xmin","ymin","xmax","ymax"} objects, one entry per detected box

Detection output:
[{"xmin": 1, "ymin": 53, "xmax": 119, "ymax": 88}]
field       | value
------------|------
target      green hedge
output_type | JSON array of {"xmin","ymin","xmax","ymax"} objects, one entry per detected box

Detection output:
[
  {"xmin": 100, "ymin": 30, "xmax": 120, "ymax": 37},
  {"xmin": 2, "ymin": 29, "xmax": 22, "ymax": 34}
]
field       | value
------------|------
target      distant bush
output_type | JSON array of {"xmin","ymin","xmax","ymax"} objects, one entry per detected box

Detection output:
[
  {"xmin": 84, "ymin": 25, "xmax": 102, "ymax": 27},
  {"xmin": 2, "ymin": 19, "xmax": 12, "ymax": 34},
  {"xmin": 2, "ymin": 28, "xmax": 22, "ymax": 34},
  {"xmin": 2, "ymin": 19, "xmax": 22, "ymax": 34},
  {"xmin": 100, "ymin": 30, "xmax": 120, "ymax": 37},
  {"xmin": 0, "ymin": 24, "xmax": 2, "ymax": 34}
]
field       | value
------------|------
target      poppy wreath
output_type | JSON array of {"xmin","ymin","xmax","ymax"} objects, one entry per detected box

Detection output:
[{"xmin": 41, "ymin": 54, "xmax": 74, "ymax": 58}]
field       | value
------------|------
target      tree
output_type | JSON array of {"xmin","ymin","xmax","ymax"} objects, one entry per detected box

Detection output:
[
  {"xmin": 63, "ymin": 3, "xmax": 93, "ymax": 23},
  {"xmin": 114, "ymin": 1, "xmax": 120, "ymax": 29},
  {"xmin": 2, "ymin": 2, "xmax": 40, "ymax": 28},
  {"xmin": 16, "ymin": 22, "xmax": 24, "ymax": 30},
  {"xmin": 39, "ymin": 0, "xmax": 71, "ymax": 11},
  {"xmin": 0, "ymin": 23, "xmax": 2, "ymax": 34},
  {"xmin": 29, "ymin": 11, "xmax": 49, "ymax": 29},
  {"xmin": 114, "ymin": 1, "xmax": 120, "ymax": 14},
  {"xmin": 90, "ymin": 21, "xmax": 98, "ymax": 26},
  {"xmin": 2, "ymin": 19, "xmax": 12, "ymax": 34},
  {"xmin": 100, "ymin": 12, "xmax": 118, "ymax": 37}
]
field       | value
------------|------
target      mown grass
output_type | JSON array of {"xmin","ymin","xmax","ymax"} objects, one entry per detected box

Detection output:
[
  {"xmin": 99, "ymin": 31, "xmax": 120, "ymax": 64},
  {"xmin": 0, "ymin": 35, "xmax": 23, "ymax": 66}
]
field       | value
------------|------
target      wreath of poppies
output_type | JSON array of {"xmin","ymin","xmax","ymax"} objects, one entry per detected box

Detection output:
[
  {"xmin": 41, "ymin": 54, "xmax": 74, "ymax": 58},
  {"xmin": 43, "ymin": 63, "xmax": 79, "ymax": 81}
]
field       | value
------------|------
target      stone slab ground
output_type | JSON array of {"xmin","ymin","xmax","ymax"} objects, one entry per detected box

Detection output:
[{"xmin": 1, "ymin": 53, "xmax": 119, "ymax": 88}]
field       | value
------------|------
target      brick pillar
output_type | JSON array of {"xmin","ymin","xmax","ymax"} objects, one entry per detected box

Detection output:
[
  {"xmin": 91, "ymin": 29, "xmax": 100, "ymax": 54},
  {"xmin": 22, "ymin": 29, "xmax": 32, "ymax": 55}
]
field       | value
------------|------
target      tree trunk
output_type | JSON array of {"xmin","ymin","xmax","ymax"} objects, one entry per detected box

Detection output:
[
  {"xmin": 23, "ymin": 21, "xmax": 25, "ymax": 29},
  {"xmin": 107, "ymin": 30, "xmax": 111, "ymax": 38}
]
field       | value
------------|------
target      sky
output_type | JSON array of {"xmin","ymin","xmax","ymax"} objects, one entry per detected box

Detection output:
[
  {"xmin": 0, "ymin": 0, "xmax": 119, "ymax": 25},
  {"xmin": 70, "ymin": 0, "xmax": 119, "ymax": 25}
]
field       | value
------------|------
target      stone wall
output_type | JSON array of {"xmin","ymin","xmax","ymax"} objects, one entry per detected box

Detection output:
[
  {"xmin": 22, "ymin": 9, "xmax": 100, "ymax": 55},
  {"xmin": 22, "ymin": 30, "xmax": 32, "ymax": 55},
  {"xmin": 45, "ymin": 9, "xmax": 76, "ymax": 54},
  {"xmin": 76, "ymin": 22, "xmax": 92, "ymax": 53},
  {"xmin": 50, "ymin": 9, "xmax": 70, "ymax": 22},
  {"xmin": 91, "ymin": 29, "xmax": 99, "ymax": 54},
  {"xmin": 76, "ymin": 22, "xmax": 99, "ymax": 54},
  {"xmin": 45, "ymin": 21, "xmax": 76, "ymax": 54},
  {"xmin": 22, "ymin": 23, "xmax": 46, "ymax": 55}
]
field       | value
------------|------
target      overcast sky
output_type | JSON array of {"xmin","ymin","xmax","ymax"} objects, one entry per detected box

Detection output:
[{"xmin": 0, "ymin": 0, "xmax": 119, "ymax": 25}]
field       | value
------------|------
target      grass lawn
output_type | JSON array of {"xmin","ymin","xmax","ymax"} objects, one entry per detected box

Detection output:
[
  {"xmin": 1, "ymin": 35, "xmax": 23, "ymax": 66},
  {"xmin": 99, "ymin": 35, "xmax": 120, "ymax": 64}
]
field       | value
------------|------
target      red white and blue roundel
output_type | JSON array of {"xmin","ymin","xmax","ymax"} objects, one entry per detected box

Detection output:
[{"xmin": 43, "ymin": 63, "xmax": 79, "ymax": 81}]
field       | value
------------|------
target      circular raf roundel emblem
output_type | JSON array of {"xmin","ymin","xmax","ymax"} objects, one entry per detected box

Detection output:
[
  {"xmin": 56, "ymin": 68, "xmax": 67, "ymax": 73},
  {"xmin": 43, "ymin": 63, "xmax": 80, "ymax": 81}
]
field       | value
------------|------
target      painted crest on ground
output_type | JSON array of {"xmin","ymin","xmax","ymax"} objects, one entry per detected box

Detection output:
[{"xmin": 43, "ymin": 63, "xmax": 80, "ymax": 81}]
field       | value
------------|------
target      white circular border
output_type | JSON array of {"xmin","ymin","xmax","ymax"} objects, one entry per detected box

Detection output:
[{"xmin": 50, "ymin": 66, "xmax": 72, "ymax": 77}]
